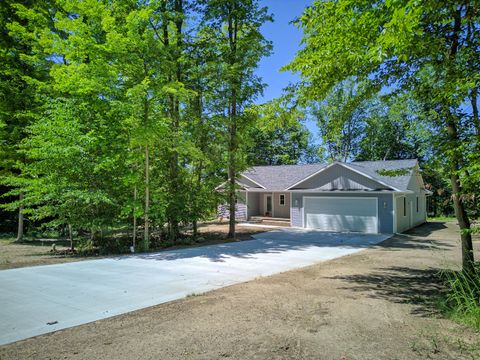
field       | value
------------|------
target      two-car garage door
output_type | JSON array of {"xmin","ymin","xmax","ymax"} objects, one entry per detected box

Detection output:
[{"xmin": 304, "ymin": 197, "xmax": 378, "ymax": 234}]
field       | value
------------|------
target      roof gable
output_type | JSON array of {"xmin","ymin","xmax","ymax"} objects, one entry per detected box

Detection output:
[
  {"xmin": 288, "ymin": 163, "xmax": 393, "ymax": 191},
  {"xmin": 239, "ymin": 159, "xmax": 419, "ymax": 192}
]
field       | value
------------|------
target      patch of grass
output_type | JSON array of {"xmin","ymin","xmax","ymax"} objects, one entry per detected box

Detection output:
[
  {"xmin": 428, "ymin": 216, "xmax": 457, "ymax": 222},
  {"xmin": 437, "ymin": 264, "xmax": 480, "ymax": 331}
]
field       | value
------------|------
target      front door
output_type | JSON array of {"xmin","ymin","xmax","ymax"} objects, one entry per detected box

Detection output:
[{"xmin": 266, "ymin": 195, "xmax": 272, "ymax": 216}]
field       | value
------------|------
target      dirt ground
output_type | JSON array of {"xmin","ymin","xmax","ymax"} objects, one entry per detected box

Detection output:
[
  {"xmin": 1, "ymin": 221, "xmax": 479, "ymax": 360},
  {"xmin": 0, "ymin": 223, "xmax": 266, "ymax": 270}
]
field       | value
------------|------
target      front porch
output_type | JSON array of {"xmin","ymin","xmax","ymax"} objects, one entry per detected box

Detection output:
[{"xmin": 244, "ymin": 192, "xmax": 291, "ymax": 224}]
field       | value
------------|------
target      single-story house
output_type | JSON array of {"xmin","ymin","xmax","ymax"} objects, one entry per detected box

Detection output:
[{"xmin": 217, "ymin": 159, "xmax": 431, "ymax": 234}]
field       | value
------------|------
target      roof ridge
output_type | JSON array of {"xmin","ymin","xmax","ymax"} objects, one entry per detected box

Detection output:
[{"xmin": 249, "ymin": 163, "xmax": 324, "ymax": 168}]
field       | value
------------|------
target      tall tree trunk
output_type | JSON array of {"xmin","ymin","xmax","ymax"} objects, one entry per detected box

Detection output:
[
  {"xmin": 15, "ymin": 192, "xmax": 24, "ymax": 242},
  {"xmin": 133, "ymin": 186, "xmax": 137, "ymax": 250},
  {"xmin": 445, "ymin": 7, "xmax": 475, "ymax": 274},
  {"xmin": 227, "ymin": 84, "xmax": 237, "ymax": 239},
  {"xmin": 163, "ymin": 0, "xmax": 184, "ymax": 242},
  {"xmin": 446, "ymin": 117, "xmax": 475, "ymax": 274},
  {"xmin": 144, "ymin": 144, "xmax": 150, "ymax": 250},
  {"xmin": 227, "ymin": 5, "xmax": 238, "ymax": 240}
]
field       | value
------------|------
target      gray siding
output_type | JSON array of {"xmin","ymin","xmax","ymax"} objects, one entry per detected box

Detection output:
[
  {"xmin": 292, "ymin": 164, "xmax": 390, "ymax": 190},
  {"xmin": 291, "ymin": 192, "xmax": 394, "ymax": 233},
  {"xmin": 217, "ymin": 192, "xmax": 247, "ymax": 220},
  {"xmin": 273, "ymin": 192, "xmax": 290, "ymax": 218}
]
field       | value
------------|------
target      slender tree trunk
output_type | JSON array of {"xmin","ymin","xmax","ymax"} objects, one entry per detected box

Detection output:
[
  {"xmin": 227, "ymin": 5, "xmax": 238, "ymax": 240},
  {"xmin": 471, "ymin": 87, "xmax": 480, "ymax": 137},
  {"xmin": 227, "ymin": 90, "xmax": 237, "ymax": 239},
  {"xmin": 443, "ymin": 7, "xmax": 475, "ymax": 274},
  {"xmin": 163, "ymin": 0, "xmax": 184, "ymax": 242},
  {"xmin": 15, "ymin": 192, "xmax": 24, "ymax": 242},
  {"xmin": 446, "ymin": 117, "xmax": 475, "ymax": 274},
  {"xmin": 68, "ymin": 223, "xmax": 73, "ymax": 250},
  {"xmin": 133, "ymin": 186, "xmax": 137, "ymax": 250},
  {"xmin": 192, "ymin": 220, "xmax": 198, "ymax": 239},
  {"xmin": 144, "ymin": 144, "xmax": 150, "ymax": 250}
]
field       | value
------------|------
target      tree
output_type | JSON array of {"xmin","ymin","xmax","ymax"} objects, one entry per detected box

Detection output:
[
  {"xmin": 311, "ymin": 80, "xmax": 371, "ymax": 161},
  {"xmin": 356, "ymin": 94, "xmax": 428, "ymax": 161},
  {"xmin": 0, "ymin": 0, "xmax": 53, "ymax": 241},
  {"xmin": 201, "ymin": 0, "xmax": 272, "ymax": 239},
  {"xmin": 245, "ymin": 97, "xmax": 319, "ymax": 165},
  {"xmin": 285, "ymin": 0, "xmax": 479, "ymax": 273}
]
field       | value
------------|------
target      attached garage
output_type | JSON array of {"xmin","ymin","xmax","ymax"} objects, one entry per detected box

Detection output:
[{"xmin": 304, "ymin": 197, "xmax": 378, "ymax": 234}]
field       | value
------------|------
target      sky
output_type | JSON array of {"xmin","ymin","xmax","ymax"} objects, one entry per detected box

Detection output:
[
  {"xmin": 256, "ymin": 0, "xmax": 319, "ymax": 140},
  {"xmin": 256, "ymin": 0, "xmax": 310, "ymax": 102}
]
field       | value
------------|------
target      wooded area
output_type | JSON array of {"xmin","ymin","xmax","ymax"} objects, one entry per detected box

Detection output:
[{"xmin": 0, "ymin": 0, "xmax": 478, "ymax": 273}]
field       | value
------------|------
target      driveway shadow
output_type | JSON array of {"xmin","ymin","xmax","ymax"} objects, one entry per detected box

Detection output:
[{"xmin": 330, "ymin": 266, "xmax": 446, "ymax": 317}]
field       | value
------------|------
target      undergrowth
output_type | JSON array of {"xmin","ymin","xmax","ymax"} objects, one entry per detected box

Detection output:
[{"xmin": 438, "ymin": 263, "xmax": 480, "ymax": 331}]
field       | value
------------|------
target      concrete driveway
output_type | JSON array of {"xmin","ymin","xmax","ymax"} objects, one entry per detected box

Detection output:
[{"xmin": 0, "ymin": 229, "xmax": 390, "ymax": 345}]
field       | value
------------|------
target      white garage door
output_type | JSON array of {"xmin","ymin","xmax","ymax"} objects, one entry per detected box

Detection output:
[{"xmin": 304, "ymin": 197, "xmax": 378, "ymax": 233}]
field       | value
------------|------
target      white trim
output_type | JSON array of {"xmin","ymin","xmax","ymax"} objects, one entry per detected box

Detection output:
[
  {"xmin": 289, "ymin": 193, "xmax": 293, "ymax": 226},
  {"xmin": 214, "ymin": 181, "xmax": 228, "ymax": 191},
  {"xmin": 288, "ymin": 190, "xmax": 412, "ymax": 194},
  {"xmin": 279, "ymin": 193, "xmax": 286, "ymax": 206},
  {"xmin": 302, "ymin": 196, "xmax": 379, "ymax": 234},
  {"xmin": 286, "ymin": 162, "xmax": 402, "ymax": 192},
  {"xmin": 241, "ymin": 174, "xmax": 266, "ymax": 189},
  {"xmin": 409, "ymin": 199, "xmax": 413, "ymax": 228},
  {"xmin": 272, "ymin": 192, "xmax": 275, "ymax": 217},
  {"xmin": 392, "ymin": 194, "xmax": 397, "ymax": 233}
]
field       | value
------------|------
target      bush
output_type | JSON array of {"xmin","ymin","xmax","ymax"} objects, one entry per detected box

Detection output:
[
  {"xmin": 439, "ymin": 264, "xmax": 480, "ymax": 330},
  {"xmin": 93, "ymin": 236, "xmax": 132, "ymax": 255}
]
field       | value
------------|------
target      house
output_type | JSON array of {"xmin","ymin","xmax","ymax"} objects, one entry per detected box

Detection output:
[{"xmin": 217, "ymin": 159, "xmax": 430, "ymax": 234}]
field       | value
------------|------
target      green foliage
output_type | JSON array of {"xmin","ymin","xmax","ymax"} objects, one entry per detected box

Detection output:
[
  {"xmin": 376, "ymin": 168, "xmax": 411, "ymax": 177},
  {"xmin": 439, "ymin": 264, "xmax": 480, "ymax": 330},
  {"xmin": 0, "ymin": 0, "xmax": 279, "ymax": 250}
]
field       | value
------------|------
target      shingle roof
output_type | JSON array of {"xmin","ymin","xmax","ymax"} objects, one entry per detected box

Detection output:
[
  {"xmin": 241, "ymin": 159, "xmax": 418, "ymax": 192},
  {"xmin": 242, "ymin": 163, "xmax": 326, "ymax": 191},
  {"xmin": 348, "ymin": 159, "xmax": 418, "ymax": 191}
]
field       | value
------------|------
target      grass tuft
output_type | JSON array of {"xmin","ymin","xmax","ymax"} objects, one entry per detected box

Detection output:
[{"xmin": 438, "ymin": 263, "xmax": 480, "ymax": 330}]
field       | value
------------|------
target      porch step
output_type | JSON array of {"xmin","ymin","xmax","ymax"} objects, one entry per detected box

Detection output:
[{"xmin": 249, "ymin": 216, "xmax": 290, "ymax": 227}]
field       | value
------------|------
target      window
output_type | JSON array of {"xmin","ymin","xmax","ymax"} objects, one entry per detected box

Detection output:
[
  {"xmin": 403, "ymin": 197, "xmax": 407, "ymax": 217},
  {"xmin": 416, "ymin": 196, "xmax": 419, "ymax": 212},
  {"xmin": 279, "ymin": 194, "xmax": 285, "ymax": 206}
]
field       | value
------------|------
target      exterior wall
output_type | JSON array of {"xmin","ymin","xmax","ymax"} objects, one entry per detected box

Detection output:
[
  {"xmin": 395, "ymin": 193, "xmax": 427, "ymax": 232},
  {"xmin": 246, "ymin": 192, "xmax": 260, "ymax": 218},
  {"xmin": 259, "ymin": 193, "xmax": 265, "ymax": 215},
  {"xmin": 273, "ymin": 192, "xmax": 290, "ymax": 218},
  {"xmin": 217, "ymin": 192, "xmax": 247, "ymax": 220},
  {"xmin": 249, "ymin": 192, "xmax": 290, "ymax": 218},
  {"xmin": 291, "ymin": 192, "xmax": 394, "ymax": 233},
  {"xmin": 292, "ymin": 164, "xmax": 389, "ymax": 190}
]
